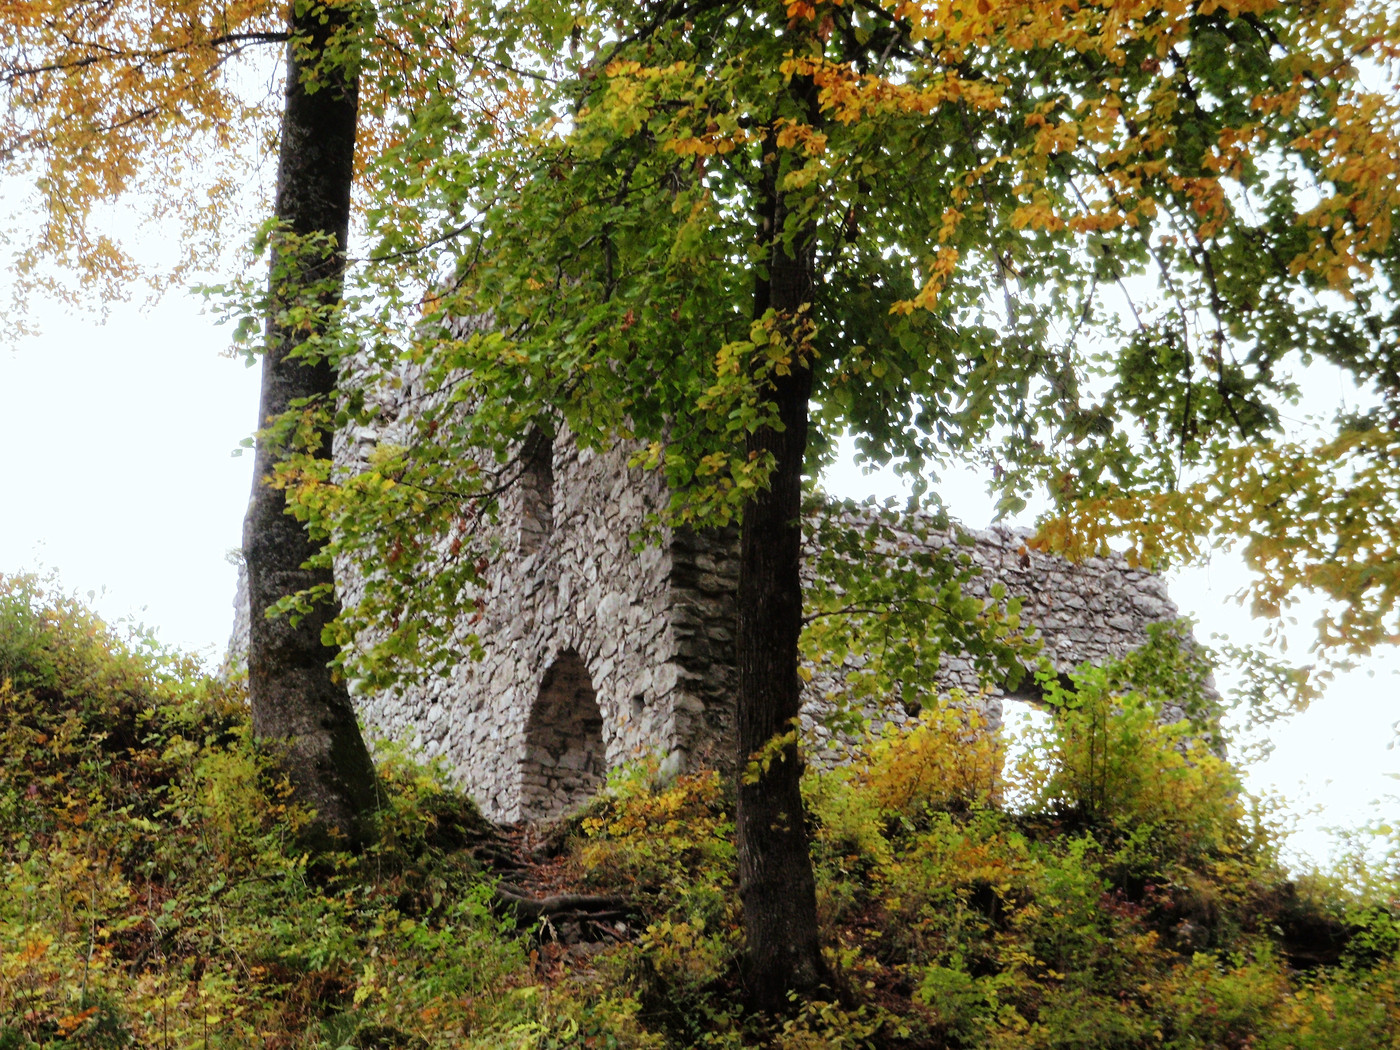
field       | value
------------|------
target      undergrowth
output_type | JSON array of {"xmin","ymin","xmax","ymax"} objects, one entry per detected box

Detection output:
[
  {"xmin": 2, "ymin": 572, "xmax": 1398, "ymax": 1048},
  {"xmin": 0, "ymin": 574, "xmax": 555, "ymax": 1049}
]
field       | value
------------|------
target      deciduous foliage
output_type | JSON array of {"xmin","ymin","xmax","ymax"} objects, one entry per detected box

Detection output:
[
  {"xmin": 1, "ymin": 0, "xmax": 532, "ymax": 845},
  {"xmin": 0, "ymin": 574, "xmax": 529, "ymax": 1048},
  {"xmin": 0, "ymin": 0, "xmax": 283, "ymax": 313},
  {"xmin": 1001, "ymin": 7, "xmax": 1400, "ymax": 659},
  {"xmin": 316, "ymin": 0, "xmax": 1399, "ymax": 1008},
  {"xmin": 9, "ymin": 577, "xmax": 1400, "ymax": 1049},
  {"xmin": 301, "ymin": 0, "xmax": 1400, "ymax": 1008}
]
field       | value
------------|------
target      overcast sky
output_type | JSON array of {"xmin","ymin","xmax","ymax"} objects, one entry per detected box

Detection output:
[{"xmin": 1, "ymin": 285, "xmax": 1395, "ymax": 874}]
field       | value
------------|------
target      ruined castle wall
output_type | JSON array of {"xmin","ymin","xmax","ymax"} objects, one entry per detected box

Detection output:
[
  {"xmin": 231, "ymin": 493, "xmax": 1190, "ymax": 822},
  {"xmin": 782, "ymin": 514, "xmax": 1188, "ymax": 761},
  {"xmin": 229, "ymin": 360, "xmax": 1196, "ymax": 822},
  {"xmin": 337, "ymin": 429, "xmax": 712, "ymax": 821},
  {"xmin": 230, "ymin": 350, "xmax": 737, "ymax": 821}
]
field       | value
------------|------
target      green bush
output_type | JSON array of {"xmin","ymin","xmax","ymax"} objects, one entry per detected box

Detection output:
[
  {"xmin": 0, "ymin": 573, "xmax": 531, "ymax": 1048},
  {"xmin": 1008, "ymin": 666, "xmax": 1243, "ymax": 863}
]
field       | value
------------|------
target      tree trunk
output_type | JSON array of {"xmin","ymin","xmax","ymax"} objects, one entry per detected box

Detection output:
[
  {"xmin": 734, "ymin": 118, "xmax": 831, "ymax": 1012},
  {"xmin": 242, "ymin": 3, "xmax": 378, "ymax": 850}
]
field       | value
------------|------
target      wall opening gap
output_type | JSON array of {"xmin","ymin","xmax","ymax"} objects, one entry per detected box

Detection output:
[
  {"xmin": 518, "ymin": 427, "xmax": 554, "ymax": 553},
  {"xmin": 520, "ymin": 649, "xmax": 606, "ymax": 820}
]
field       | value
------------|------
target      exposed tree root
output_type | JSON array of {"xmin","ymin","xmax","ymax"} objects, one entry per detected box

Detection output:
[{"xmin": 455, "ymin": 816, "xmax": 637, "ymax": 944}]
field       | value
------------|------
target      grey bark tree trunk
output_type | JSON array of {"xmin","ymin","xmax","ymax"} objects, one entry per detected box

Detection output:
[
  {"xmin": 734, "ymin": 104, "xmax": 832, "ymax": 1013},
  {"xmin": 241, "ymin": 3, "xmax": 378, "ymax": 850}
]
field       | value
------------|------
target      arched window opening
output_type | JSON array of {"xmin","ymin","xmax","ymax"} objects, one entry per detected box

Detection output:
[
  {"xmin": 518, "ymin": 428, "xmax": 554, "ymax": 553},
  {"xmin": 521, "ymin": 650, "xmax": 606, "ymax": 820}
]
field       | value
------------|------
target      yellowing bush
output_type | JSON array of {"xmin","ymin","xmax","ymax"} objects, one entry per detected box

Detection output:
[
  {"xmin": 1008, "ymin": 668, "xmax": 1243, "ymax": 859},
  {"xmin": 860, "ymin": 695, "xmax": 1004, "ymax": 819}
]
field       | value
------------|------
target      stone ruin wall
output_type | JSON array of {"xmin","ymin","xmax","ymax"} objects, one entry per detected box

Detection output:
[
  {"xmin": 230, "ymin": 345, "xmax": 750, "ymax": 821},
  {"xmin": 228, "ymin": 333, "xmax": 1198, "ymax": 821},
  {"xmin": 340, "ymin": 433, "xmax": 743, "ymax": 822},
  {"xmin": 795, "ymin": 521, "xmax": 1189, "ymax": 760},
  {"xmin": 231, "ymin": 424, "xmax": 1193, "ymax": 823}
]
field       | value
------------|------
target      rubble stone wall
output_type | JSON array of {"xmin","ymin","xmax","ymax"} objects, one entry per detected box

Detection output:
[
  {"xmin": 229, "ymin": 384, "xmax": 1193, "ymax": 823},
  {"xmin": 341, "ymin": 432, "xmax": 723, "ymax": 821}
]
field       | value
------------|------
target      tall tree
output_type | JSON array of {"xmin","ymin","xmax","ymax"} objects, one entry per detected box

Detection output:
[
  {"xmin": 241, "ymin": 0, "xmax": 379, "ymax": 848},
  {"xmin": 0, "ymin": 0, "xmax": 433, "ymax": 845},
  {"xmin": 733, "ymin": 64, "xmax": 832, "ymax": 1006},
  {"xmin": 2, "ymin": 0, "xmax": 557, "ymax": 847},
  {"xmin": 322, "ymin": 0, "xmax": 1400, "ymax": 1008}
]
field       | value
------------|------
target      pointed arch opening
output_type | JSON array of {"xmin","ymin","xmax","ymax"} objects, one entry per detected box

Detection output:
[{"xmin": 520, "ymin": 649, "xmax": 606, "ymax": 820}]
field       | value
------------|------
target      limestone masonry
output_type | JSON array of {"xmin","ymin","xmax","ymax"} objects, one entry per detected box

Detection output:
[{"xmin": 230, "ymin": 384, "xmax": 1196, "ymax": 821}]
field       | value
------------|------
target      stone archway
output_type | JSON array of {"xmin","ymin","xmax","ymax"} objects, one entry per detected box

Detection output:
[{"xmin": 520, "ymin": 649, "xmax": 606, "ymax": 820}]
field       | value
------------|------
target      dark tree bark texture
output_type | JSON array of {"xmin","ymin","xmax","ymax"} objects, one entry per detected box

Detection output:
[
  {"xmin": 242, "ymin": 3, "xmax": 378, "ymax": 850},
  {"xmin": 734, "ymin": 105, "xmax": 832, "ymax": 1012}
]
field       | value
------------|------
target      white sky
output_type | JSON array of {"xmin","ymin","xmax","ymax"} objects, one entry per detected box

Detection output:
[
  {"xmin": 0, "ymin": 294, "xmax": 259, "ymax": 660},
  {"xmin": 1, "ymin": 285, "xmax": 1395, "ymax": 874}
]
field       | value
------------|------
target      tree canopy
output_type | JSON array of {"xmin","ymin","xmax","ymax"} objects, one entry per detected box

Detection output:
[
  {"xmin": 6, "ymin": 0, "xmax": 1400, "ymax": 1010},
  {"xmin": 319, "ymin": 0, "xmax": 1400, "ymax": 663},
  {"xmin": 11, "ymin": 1, "xmax": 1396, "ymax": 667}
]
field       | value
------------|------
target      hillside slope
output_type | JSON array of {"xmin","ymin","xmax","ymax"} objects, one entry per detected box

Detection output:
[{"xmin": 0, "ymin": 573, "xmax": 1396, "ymax": 1048}]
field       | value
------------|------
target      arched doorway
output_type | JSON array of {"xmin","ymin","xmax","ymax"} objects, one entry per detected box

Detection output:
[{"xmin": 520, "ymin": 649, "xmax": 606, "ymax": 820}]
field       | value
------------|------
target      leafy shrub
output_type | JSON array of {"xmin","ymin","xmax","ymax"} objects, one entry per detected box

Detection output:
[
  {"xmin": 803, "ymin": 765, "xmax": 892, "ymax": 927},
  {"xmin": 577, "ymin": 768, "xmax": 744, "ymax": 1042},
  {"xmin": 1152, "ymin": 949, "xmax": 1289, "ymax": 1050},
  {"xmin": 1344, "ymin": 904, "xmax": 1400, "ymax": 967},
  {"xmin": 859, "ymin": 697, "xmax": 1003, "ymax": 821},
  {"xmin": 0, "ymin": 574, "xmax": 530, "ymax": 1048},
  {"xmin": 1255, "ymin": 962, "xmax": 1400, "ymax": 1050},
  {"xmin": 1008, "ymin": 666, "xmax": 1242, "ymax": 862},
  {"xmin": 580, "ymin": 766, "xmax": 735, "ymax": 921}
]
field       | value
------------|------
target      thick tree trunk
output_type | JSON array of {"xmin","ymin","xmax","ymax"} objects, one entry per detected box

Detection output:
[
  {"xmin": 735, "ymin": 135, "xmax": 831, "ymax": 1012},
  {"xmin": 242, "ymin": 4, "xmax": 378, "ymax": 850}
]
